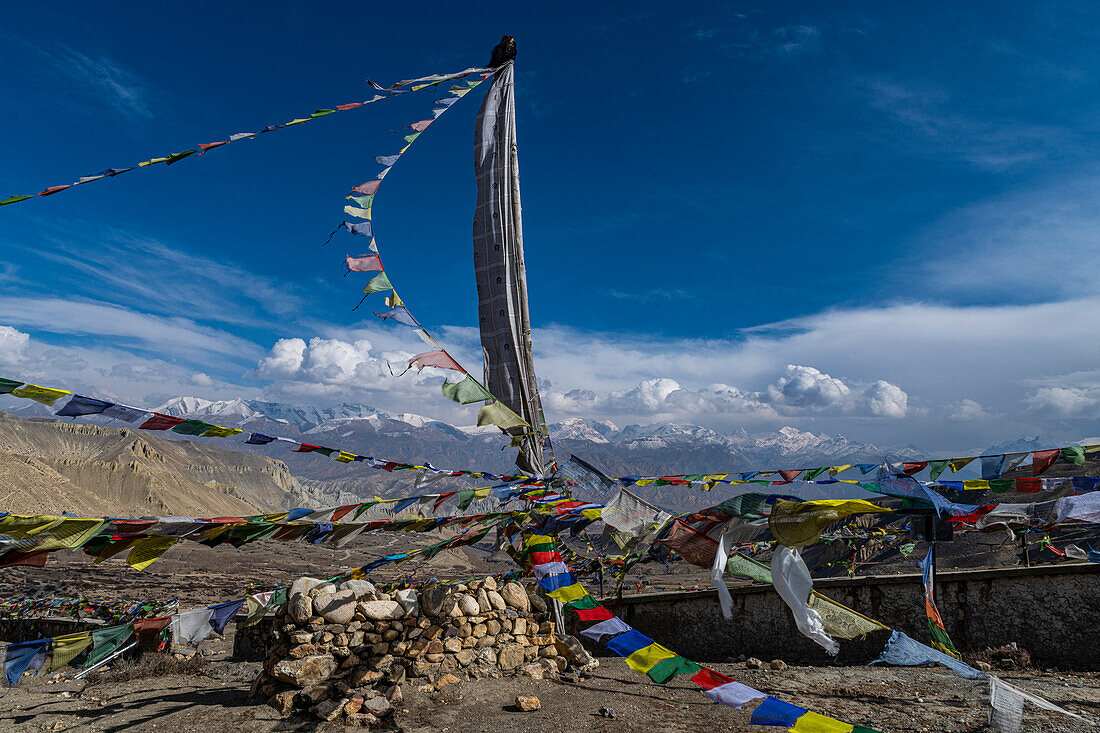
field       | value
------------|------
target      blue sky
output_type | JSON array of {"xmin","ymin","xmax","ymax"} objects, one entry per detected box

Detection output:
[{"xmin": 1, "ymin": 2, "xmax": 1099, "ymax": 452}]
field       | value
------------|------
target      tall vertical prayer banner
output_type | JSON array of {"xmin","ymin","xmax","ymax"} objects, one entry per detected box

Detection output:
[{"xmin": 473, "ymin": 59, "xmax": 554, "ymax": 475}]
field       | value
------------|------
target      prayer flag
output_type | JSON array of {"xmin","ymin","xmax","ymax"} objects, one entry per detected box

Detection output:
[
  {"xmin": 346, "ymin": 254, "xmax": 383, "ymax": 272},
  {"xmin": 202, "ymin": 426, "xmax": 243, "ymax": 438},
  {"xmin": 171, "ymin": 608, "xmax": 215, "ymax": 647},
  {"xmin": 209, "ymin": 599, "xmax": 246, "ymax": 633},
  {"xmin": 1032, "ymin": 449, "xmax": 1058, "ymax": 476},
  {"xmin": 949, "ymin": 457, "xmax": 976, "ymax": 473},
  {"xmin": 139, "ymin": 413, "xmax": 185, "ymax": 430},
  {"xmin": 477, "ymin": 401, "xmax": 529, "ymax": 430},
  {"xmin": 47, "ymin": 632, "xmax": 92, "ymax": 672},
  {"xmin": 929, "ymin": 460, "xmax": 950, "ymax": 481},
  {"xmin": 1060, "ymin": 446, "xmax": 1086, "ymax": 466},
  {"xmin": 750, "ymin": 696, "xmax": 806, "ymax": 727},
  {"xmin": 165, "ymin": 150, "xmax": 197, "ymax": 165},
  {"xmin": 352, "ymin": 180, "xmax": 381, "ymax": 195},
  {"xmin": 980, "ymin": 455, "xmax": 1005, "ymax": 479},
  {"xmin": 790, "ymin": 711, "xmax": 856, "ymax": 732},
  {"xmin": 0, "ymin": 378, "xmax": 22, "ymax": 393},
  {"xmin": 55, "ymin": 395, "xmax": 113, "ymax": 417},
  {"xmin": 84, "ymin": 625, "xmax": 134, "ymax": 668},
  {"xmin": 4, "ymin": 639, "xmax": 49, "ymax": 686},
  {"xmin": 245, "ymin": 433, "xmax": 275, "ymax": 445},
  {"xmin": 375, "ymin": 306, "xmax": 422, "ymax": 328},
  {"xmin": 10, "ymin": 384, "xmax": 71, "ymax": 406},
  {"xmin": 0, "ymin": 195, "xmax": 32, "ymax": 206},
  {"xmin": 343, "ymin": 221, "xmax": 373, "ymax": 237},
  {"xmin": 362, "ymin": 272, "xmax": 393, "ymax": 296},
  {"xmin": 132, "ymin": 617, "xmax": 171, "ymax": 644},
  {"xmin": 646, "ymin": 655, "xmax": 702, "ymax": 684},
  {"xmin": 126, "ymin": 537, "xmax": 178, "ymax": 571},
  {"xmin": 102, "ymin": 403, "xmax": 147, "ymax": 422},
  {"xmin": 546, "ymin": 582, "xmax": 587, "ymax": 603},
  {"xmin": 171, "ymin": 419, "xmax": 215, "ymax": 436},
  {"xmin": 409, "ymin": 350, "xmax": 465, "ymax": 373},
  {"xmin": 579, "ymin": 617, "xmax": 632, "ymax": 642}
]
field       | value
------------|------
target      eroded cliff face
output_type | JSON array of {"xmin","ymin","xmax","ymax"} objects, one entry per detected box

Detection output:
[{"xmin": 0, "ymin": 412, "xmax": 310, "ymax": 517}]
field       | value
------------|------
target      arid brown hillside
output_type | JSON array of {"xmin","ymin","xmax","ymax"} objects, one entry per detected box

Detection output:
[{"xmin": 0, "ymin": 412, "xmax": 308, "ymax": 517}]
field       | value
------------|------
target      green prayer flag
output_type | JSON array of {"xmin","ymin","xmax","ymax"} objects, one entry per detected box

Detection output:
[
  {"xmin": 726, "ymin": 552, "xmax": 773, "ymax": 584},
  {"xmin": 989, "ymin": 479, "xmax": 1014, "ymax": 493},
  {"xmin": 313, "ymin": 447, "xmax": 336, "ymax": 457},
  {"xmin": 311, "ymin": 109, "xmax": 336, "ymax": 118},
  {"xmin": 441, "ymin": 374, "xmax": 495, "ymax": 404},
  {"xmin": 346, "ymin": 194, "xmax": 373, "ymax": 208},
  {"xmin": 565, "ymin": 596, "xmax": 600, "ymax": 611},
  {"xmin": 455, "ymin": 489, "xmax": 477, "ymax": 511},
  {"xmin": 403, "ymin": 132, "xmax": 420, "ymax": 144},
  {"xmin": 1060, "ymin": 446, "xmax": 1086, "ymax": 466},
  {"xmin": 362, "ymin": 272, "xmax": 393, "ymax": 295},
  {"xmin": 928, "ymin": 460, "xmax": 950, "ymax": 481},
  {"xmin": 0, "ymin": 195, "xmax": 33, "ymax": 206},
  {"xmin": 0, "ymin": 377, "xmax": 22, "ymax": 394},
  {"xmin": 165, "ymin": 150, "xmax": 197, "ymax": 165},
  {"xmin": 646, "ymin": 655, "xmax": 702, "ymax": 684},
  {"xmin": 83, "ymin": 624, "xmax": 134, "ymax": 668},
  {"xmin": 802, "ymin": 467, "xmax": 828, "ymax": 481},
  {"xmin": 171, "ymin": 419, "xmax": 215, "ymax": 436}
]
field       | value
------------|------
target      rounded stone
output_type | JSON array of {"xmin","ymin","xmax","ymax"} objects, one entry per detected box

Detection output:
[
  {"xmin": 288, "ymin": 592, "xmax": 313, "ymax": 624},
  {"xmin": 315, "ymin": 590, "xmax": 357, "ymax": 625},
  {"xmin": 338, "ymin": 579, "xmax": 376, "ymax": 598},
  {"xmin": 358, "ymin": 600, "xmax": 405, "ymax": 621},
  {"xmin": 486, "ymin": 590, "xmax": 507, "ymax": 611},
  {"xmin": 499, "ymin": 583, "xmax": 530, "ymax": 612},
  {"xmin": 458, "ymin": 594, "xmax": 480, "ymax": 616}
]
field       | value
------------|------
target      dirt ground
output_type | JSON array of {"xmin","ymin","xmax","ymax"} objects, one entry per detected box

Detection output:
[
  {"xmin": 2, "ymin": 539, "xmax": 1099, "ymax": 731},
  {"xmin": 1, "ymin": 644, "xmax": 1097, "ymax": 733}
]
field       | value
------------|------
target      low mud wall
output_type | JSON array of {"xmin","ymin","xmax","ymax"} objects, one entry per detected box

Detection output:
[
  {"xmin": 602, "ymin": 563, "xmax": 1100, "ymax": 670},
  {"xmin": 0, "ymin": 616, "xmax": 105, "ymax": 643}
]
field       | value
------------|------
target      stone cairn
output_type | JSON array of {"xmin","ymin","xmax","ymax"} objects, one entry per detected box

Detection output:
[{"xmin": 251, "ymin": 574, "xmax": 596, "ymax": 727}]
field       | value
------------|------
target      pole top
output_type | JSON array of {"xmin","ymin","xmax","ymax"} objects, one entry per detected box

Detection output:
[{"xmin": 489, "ymin": 36, "xmax": 517, "ymax": 67}]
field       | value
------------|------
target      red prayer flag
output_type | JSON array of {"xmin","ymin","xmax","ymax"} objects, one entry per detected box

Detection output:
[
  {"xmin": 409, "ymin": 119, "xmax": 433, "ymax": 132},
  {"xmin": 139, "ymin": 413, "xmax": 185, "ymax": 431},
  {"xmin": 410, "ymin": 350, "xmax": 465, "ymax": 373},
  {"xmin": 39, "ymin": 185, "xmax": 72, "ymax": 196},
  {"xmin": 198, "ymin": 141, "xmax": 229, "ymax": 153},
  {"xmin": 331, "ymin": 505, "xmax": 358, "ymax": 522},
  {"xmin": 902, "ymin": 461, "xmax": 928, "ymax": 475},
  {"xmin": 0, "ymin": 550, "xmax": 49, "ymax": 568},
  {"xmin": 294, "ymin": 443, "xmax": 322, "ymax": 453},
  {"xmin": 573, "ymin": 605, "xmax": 614, "ymax": 622},
  {"xmin": 946, "ymin": 504, "xmax": 997, "ymax": 524},
  {"xmin": 351, "ymin": 180, "xmax": 381, "ymax": 195},
  {"xmin": 777, "ymin": 469, "xmax": 802, "ymax": 483},
  {"xmin": 336, "ymin": 102, "xmax": 363, "ymax": 111},
  {"xmin": 1015, "ymin": 477, "xmax": 1042, "ymax": 494},
  {"xmin": 346, "ymin": 254, "xmax": 383, "ymax": 272},
  {"xmin": 530, "ymin": 550, "xmax": 562, "ymax": 565},
  {"xmin": 133, "ymin": 616, "xmax": 171, "ymax": 643},
  {"xmin": 1032, "ymin": 449, "xmax": 1058, "ymax": 476},
  {"xmin": 691, "ymin": 667, "xmax": 734, "ymax": 690}
]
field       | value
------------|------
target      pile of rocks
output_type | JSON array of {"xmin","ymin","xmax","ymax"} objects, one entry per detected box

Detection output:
[{"xmin": 252, "ymin": 575, "xmax": 592, "ymax": 727}]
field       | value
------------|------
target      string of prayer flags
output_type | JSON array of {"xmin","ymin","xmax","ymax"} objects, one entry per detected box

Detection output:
[
  {"xmin": 0, "ymin": 65, "xmax": 493, "ymax": 209},
  {"xmin": 523, "ymin": 531, "xmax": 873, "ymax": 730}
]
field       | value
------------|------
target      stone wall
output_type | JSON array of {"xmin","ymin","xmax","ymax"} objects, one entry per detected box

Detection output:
[
  {"xmin": 603, "ymin": 563, "xmax": 1100, "ymax": 670},
  {"xmin": 252, "ymin": 575, "xmax": 594, "ymax": 727}
]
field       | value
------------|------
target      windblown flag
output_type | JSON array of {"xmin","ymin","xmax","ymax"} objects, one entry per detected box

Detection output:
[{"xmin": 919, "ymin": 547, "xmax": 961, "ymax": 659}]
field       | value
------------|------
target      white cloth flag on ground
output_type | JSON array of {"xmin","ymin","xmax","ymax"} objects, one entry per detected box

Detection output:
[
  {"xmin": 770, "ymin": 545, "xmax": 839, "ymax": 655},
  {"xmin": 989, "ymin": 675, "xmax": 1084, "ymax": 733},
  {"xmin": 703, "ymin": 680, "xmax": 766, "ymax": 710},
  {"xmin": 171, "ymin": 608, "xmax": 215, "ymax": 647}
]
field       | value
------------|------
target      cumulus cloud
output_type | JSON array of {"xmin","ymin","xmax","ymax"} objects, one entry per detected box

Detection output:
[
  {"xmin": 0, "ymin": 325, "xmax": 29, "ymax": 365},
  {"xmin": 766, "ymin": 365, "xmax": 851, "ymax": 410},
  {"xmin": 190, "ymin": 372, "xmax": 214, "ymax": 387},
  {"xmin": 541, "ymin": 364, "xmax": 903, "ymax": 422}
]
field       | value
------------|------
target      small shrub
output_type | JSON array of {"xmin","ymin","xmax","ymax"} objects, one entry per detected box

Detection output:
[
  {"xmin": 86, "ymin": 652, "xmax": 208, "ymax": 684},
  {"xmin": 970, "ymin": 644, "xmax": 1032, "ymax": 669}
]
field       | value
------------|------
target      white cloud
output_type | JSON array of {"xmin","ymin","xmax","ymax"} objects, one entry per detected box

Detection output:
[
  {"xmin": 862, "ymin": 380, "xmax": 909, "ymax": 418},
  {"xmin": 1025, "ymin": 386, "xmax": 1098, "ymax": 417},
  {"xmin": 949, "ymin": 399, "xmax": 992, "ymax": 421},
  {"xmin": 766, "ymin": 365, "xmax": 851, "ymax": 410},
  {"xmin": 0, "ymin": 326, "xmax": 29, "ymax": 365},
  {"xmin": 190, "ymin": 372, "xmax": 214, "ymax": 387},
  {"xmin": 53, "ymin": 45, "xmax": 151, "ymax": 119}
]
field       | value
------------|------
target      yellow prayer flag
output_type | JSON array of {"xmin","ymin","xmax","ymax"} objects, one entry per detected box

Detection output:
[
  {"xmin": 263, "ymin": 512, "xmax": 289, "ymax": 522},
  {"xmin": 28, "ymin": 518, "xmax": 106, "ymax": 552},
  {"xmin": 47, "ymin": 632, "xmax": 92, "ymax": 673},
  {"xmin": 807, "ymin": 592, "xmax": 890, "ymax": 639},
  {"xmin": 473, "ymin": 487, "xmax": 491, "ymax": 500},
  {"xmin": 769, "ymin": 499, "xmax": 892, "ymax": 548},
  {"xmin": 546, "ymin": 582, "xmax": 588, "ymax": 603},
  {"xmin": 333, "ymin": 451, "xmax": 357, "ymax": 463},
  {"xmin": 962, "ymin": 479, "xmax": 990, "ymax": 491},
  {"xmin": 790, "ymin": 710, "xmax": 854, "ymax": 733},
  {"xmin": 949, "ymin": 457, "xmax": 977, "ymax": 472},
  {"xmin": 344, "ymin": 205, "xmax": 372, "ymax": 219},
  {"xmin": 624, "ymin": 642, "xmax": 677, "ymax": 674},
  {"xmin": 829, "ymin": 465, "xmax": 854, "ymax": 477},
  {"xmin": 201, "ymin": 426, "xmax": 243, "ymax": 438},
  {"xmin": 10, "ymin": 384, "xmax": 71, "ymax": 406},
  {"xmin": 476, "ymin": 401, "xmax": 529, "ymax": 431},
  {"xmin": 523, "ymin": 533, "xmax": 555, "ymax": 547},
  {"xmin": 285, "ymin": 117, "xmax": 310, "ymax": 125},
  {"xmin": 580, "ymin": 508, "xmax": 603, "ymax": 520},
  {"xmin": 94, "ymin": 537, "xmax": 140, "ymax": 564},
  {"xmin": 126, "ymin": 537, "xmax": 178, "ymax": 571}
]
